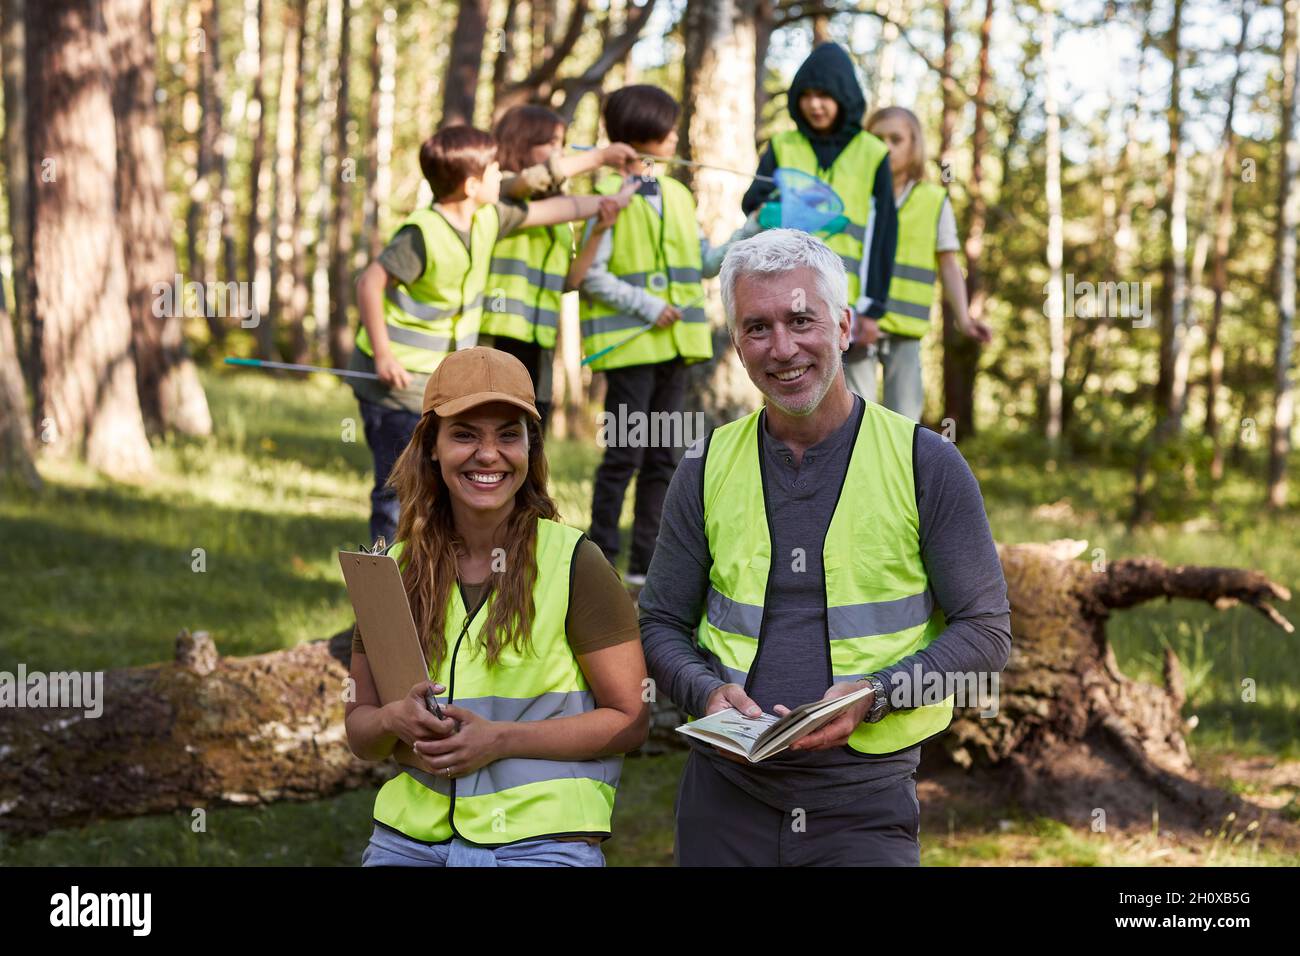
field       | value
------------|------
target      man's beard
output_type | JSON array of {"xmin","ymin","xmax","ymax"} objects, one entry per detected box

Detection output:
[{"xmin": 764, "ymin": 347, "xmax": 842, "ymax": 417}]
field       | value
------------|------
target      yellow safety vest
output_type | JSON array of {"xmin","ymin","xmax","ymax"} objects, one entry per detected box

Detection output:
[
  {"xmin": 372, "ymin": 520, "xmax": 621, "ymax": 845},
  {"xmin": 696, "ymin": 400, "xmax": 954, "ymax": 755},
  {"xmin": 355, "ymin": 205, "xmax": 498, "ymax": 373},
  {"xmin": 770, "ymin": 129, "xmax": 889, "ymax": 309},
  {"xmin": 878, "ymin": 181, "xmax": 947, "ymax": 339},
  {"xmin": 579, "ymin": 173, "xmax": 712, "ymax": 372},
  {"xmin": 481, "ymin": 222, "xmax": 574, "ymax": 350}
]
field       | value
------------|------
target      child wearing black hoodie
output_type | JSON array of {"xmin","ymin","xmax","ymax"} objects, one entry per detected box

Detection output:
[{"xmin": 742, "ymin": 42, "xmax": 898, "ymax": 379}]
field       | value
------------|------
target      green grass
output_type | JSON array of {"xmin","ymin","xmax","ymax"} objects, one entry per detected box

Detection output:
[{"xmin": 2, "ymin": 368, "xmax": 1297, "ymax": 864}]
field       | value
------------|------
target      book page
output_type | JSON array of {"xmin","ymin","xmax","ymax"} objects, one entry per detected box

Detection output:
[{"xmin": 674, "ymin": 709, "xmax": 781, "ymax": 755}]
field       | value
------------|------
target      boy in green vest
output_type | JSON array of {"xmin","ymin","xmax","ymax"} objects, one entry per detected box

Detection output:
[
  {"xmin": 349, "ymin": 124, "xmax": 634, "ymax": 546},
  {"xmin": 579, "ymin": 85, "xmax": 745, "ymax": 586},
  {"xmin": 741, "ymin": 42, "xmax": 899, "ymax": 376}
]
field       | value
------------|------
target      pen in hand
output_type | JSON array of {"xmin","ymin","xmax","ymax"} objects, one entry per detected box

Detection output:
[{"xmin": 424, "ymin": 687, "xmax": 446, "ymax": 721}]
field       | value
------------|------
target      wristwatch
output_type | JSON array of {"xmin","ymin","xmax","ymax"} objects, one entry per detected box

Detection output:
[{"xmin": 858, "ymin": 674, "xmax": 890, "ymax": 723}]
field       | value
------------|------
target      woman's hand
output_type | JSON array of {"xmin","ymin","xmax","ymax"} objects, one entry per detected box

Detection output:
[
  {"xmin": 383, "ymin": 680, "xmax": 458, "ymax": 750},
  {"xmin": 413, "ymin": 704, "xmax": 506, "ymax": 778}
]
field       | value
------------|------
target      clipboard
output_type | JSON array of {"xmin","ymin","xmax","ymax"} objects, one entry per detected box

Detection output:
[{"xmin": 338, "ymin": 546, "xmax": 431, "ymax": 770}]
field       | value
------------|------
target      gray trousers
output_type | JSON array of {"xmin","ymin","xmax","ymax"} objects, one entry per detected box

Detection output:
[
  {"xmin": 673, "ymin": 751, "xmax": 921, "ymax": 866},
  {"xmin": 843, "ymin": 334, "xmax": 924, "ymax": 422}
]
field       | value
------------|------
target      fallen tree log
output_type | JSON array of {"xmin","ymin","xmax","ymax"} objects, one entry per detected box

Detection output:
[{"xmin": 0, "ymin": 542, "xmax": 1293, "ymax": 839}]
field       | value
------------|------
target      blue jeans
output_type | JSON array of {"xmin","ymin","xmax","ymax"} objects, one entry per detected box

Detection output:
[
  {"xmin": 360, "ymin": 824, "xmax": 607, "ymax": 867},
  {"xmin": 358, "ymin": 398, "xmax": 420, "ymax": 547}
]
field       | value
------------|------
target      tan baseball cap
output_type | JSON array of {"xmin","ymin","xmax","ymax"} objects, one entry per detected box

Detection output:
[{"xmin": 421, "ymin": 346, "xmax": 540, "ymax": 421}]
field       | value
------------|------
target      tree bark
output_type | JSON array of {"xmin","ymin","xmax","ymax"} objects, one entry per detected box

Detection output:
[
  {"xmin": 938, "ymin": 0, "xmax": 976, "ymax": 434},
  {"xmin": 246, "ymin": 0, "xmax": 272, "ymax": 327},
  {"xmin": 441, "ymin": 0, "xmax": 489, "ymax": 127},
  {"xmin": 0, "ymin": 633, "xmax": 390, "ymax": 836},
  {"xmin": 680, "ymin": 0, "xmax": 759, "ymax": 427},
  {"xmin": 1268, "ymin": 0, "xmax": 1299, "ymax": 509},
  {"xmin": 310, "ymin": 0, "xmax": 341, "ymax": 361},
  {"xmin": 0, "ymin": 290, "xmax": 39, "ymax": 488},
  {"xmin": 1208, "ymin": 4, "xmax": 1252, "ymax": 485},
  {"xmin": 952, "ymin": 0, "xmax": 993, "ymax": 436},
  {"xmin": 3, "ymin": 545, "xmax": 1294, "ymax": 838},
  {"xmin": 362, "ymin": 3, "xmax": 395, "ymax": 260},
  {"xmin": 26, "ymin": 0, "xmax": 154, "ymax": 479},
  {"xmin": 327, "ymin": 0, "xmax": 354, "ymax": 368},
  {"xmin": 1, "ymin": 0, "xmax": 29, "ymax": 384},
  {"xmin": 106, "ymin": 0, "xmax": 212, "ymax": 439},
  {"xmin": 269, "ymin": 0, "xmax": 310, "ymax": 363},
  {"xmin": 1042, "ymin": 0, "xmax": 1065, "ymax": 447},
  {"xmin": 1156, "ymin": 0, "xmax": 1189, "ymax": 426}
]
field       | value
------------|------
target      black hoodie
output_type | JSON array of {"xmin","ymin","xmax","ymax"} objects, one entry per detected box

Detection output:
[{"xmin": 742, "ymin": 42, "xmax": 898, "ymax": 319}]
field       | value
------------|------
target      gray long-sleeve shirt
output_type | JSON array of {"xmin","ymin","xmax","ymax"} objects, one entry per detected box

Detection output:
[{"xmin": 638, "ymin": 393, "xmax": 1011, "ymax": 812}]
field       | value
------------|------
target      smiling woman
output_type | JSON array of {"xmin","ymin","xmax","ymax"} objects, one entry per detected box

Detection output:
[{"xmin": 342, "ymin": 348, "xmax": 649, "ymax": 867}]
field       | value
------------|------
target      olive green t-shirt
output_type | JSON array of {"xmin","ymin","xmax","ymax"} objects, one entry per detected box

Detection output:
[{"xmin": 351, "ymin": 538, "xmax": 640, "ymax": 658}]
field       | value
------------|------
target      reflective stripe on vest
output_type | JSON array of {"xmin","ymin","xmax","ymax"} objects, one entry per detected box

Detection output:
[
  {"xmin": 355, "ymin": 205, "xmax": 499, "ymax": 373},
  {"xmin": 579, "ymin": 173, "xmax": 712, "ymax": 372},
  {"xmin": 770, "ymin": 129, "xmax": 889, "ymax": 307},
  {"xmin": 481, "ymin": 222, "xmax": 574, "ymax": 349},
  {"xmin": 696, "ymin": 400, "xmax": 954, "ymax": 755},
  {"xmin": 878, "ymin": 181, "xmax": 946, "ymax": 338},
  {"xmin": 372, "ymin": 520, "xmax": 621, "ymax": 845}
]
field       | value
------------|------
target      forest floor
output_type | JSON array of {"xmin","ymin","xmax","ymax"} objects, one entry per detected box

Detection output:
[{"xmin": 1, "ymin": 368, "xmax": 1297, "ymax": 865}]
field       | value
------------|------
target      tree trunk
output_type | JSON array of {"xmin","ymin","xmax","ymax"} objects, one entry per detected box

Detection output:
[
  {"xmin": 0, "ymin": 292, "xmax": 39, "ymax": 488},
  {"xmin": 1, "ymin": 0, "xmax": 29, "ymax": 385},
  {"xmin": 954, "ymin": 0, "xmax": 994, "ymax": 435},
  {"xmin": 754, "ymin": 0, "xmax": 774, "ymax": 131},
  {"xmin": 938, "ymin": 0, "xmax": 976, "ymax": 434},
  {"xmin": 1042, "ymin": 0, "xmax": 1065, "ymax": 447},
  {"xmin": 106, "ymin": 0, "xmax": 213, "ymax": 439},
  {"xmin": 207, "ymin": 0, "xmax": 239, "ymax": 326},
  {"xmin": 328, "ymin": 0, "xmax": 354, "ymax": 368},
  {"xmin": 310, "ymin": 0, "xmax": 341, "ymax": 361},
  {"xmin": 1156, "ymin": 0, "xmax": 1189, "ymax": 426},
  {"xmin": 1268, "ymin": 0, "xmax": 1299, "ymax": 509},
  {"xmin": 246, "ymin": 0, "xmax": 272, "ymax": 328},
  {"xmin": 362, "ymin": 4, "xmax": 395, "ymax": 260},
  {"xmin": 680, "ymin": 0, "xmax": 759, "ymax": 427},
  {"xmin": 441, "ymin": 0, "xmax": 489, "ymax": 127},
  {"xmin": 0, "ymin": 633, "xmax": 390, "ymax": 836},
  {"xmin": 26, "ymin": 0, "xmax": 153, "ymax": 479},
  {"xmin": 3, "ymin": 546, "xmax": 1294, "ymax": 838},
  {"xmin": 269, "ymin": 0, "xmax": 310, "ymax": 363},
  {"xmin": 1207, "ymin": 3, "xmax": 1251, "ymax": 485}
]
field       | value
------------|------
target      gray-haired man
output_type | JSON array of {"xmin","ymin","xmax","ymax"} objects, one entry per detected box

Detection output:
[{"xmin": 639, "ymin": 228, "xmax": 1010, "ymax": 866}]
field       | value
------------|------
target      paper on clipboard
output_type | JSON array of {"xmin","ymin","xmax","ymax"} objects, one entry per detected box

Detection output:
[{"xmin": 338, "ymin": 548, "xmax": 430, "ymax": 770}]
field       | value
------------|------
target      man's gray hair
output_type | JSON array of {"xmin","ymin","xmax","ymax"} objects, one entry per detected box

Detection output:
[{"xmin": 719, "ymin": 228, "xmax": 848, "ymax": 331}]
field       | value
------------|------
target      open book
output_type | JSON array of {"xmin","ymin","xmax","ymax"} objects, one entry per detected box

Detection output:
[{"xmin": 675, "ymin": 683, "xmax": 874, "ymax": 763}]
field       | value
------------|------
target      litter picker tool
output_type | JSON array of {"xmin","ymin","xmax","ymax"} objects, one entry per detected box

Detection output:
[
  {"xmin": 223, "ymin": 356, "xmax": 381, "ymax": 380},
  {"xmin": 581, "ymin": 292, "xmax": 709, "ymax": 368}
]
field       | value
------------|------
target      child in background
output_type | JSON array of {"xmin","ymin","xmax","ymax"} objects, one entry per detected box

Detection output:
[
  {"xmin": 483, "ymin": 106, "xmax": 637, "ymax": 430},
  {"xmin": 349, "ymin": 125, "xmax": 635, "ymax": 547},
  {"xmin": 851, "ymin": 106, "xmax": 992, "ymax": 421},
  {"xmin": 742, "ymin": 42, "xmax": 898, "ymax": 378},
  {"xmin": 579, "ymin": 84, "xmax": 750, "ymax": 587}
]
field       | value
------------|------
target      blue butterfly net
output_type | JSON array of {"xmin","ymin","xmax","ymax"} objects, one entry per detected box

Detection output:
[{"xmin": 772, "ymin": 167, "xmax": 847, "ymax": 235}]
